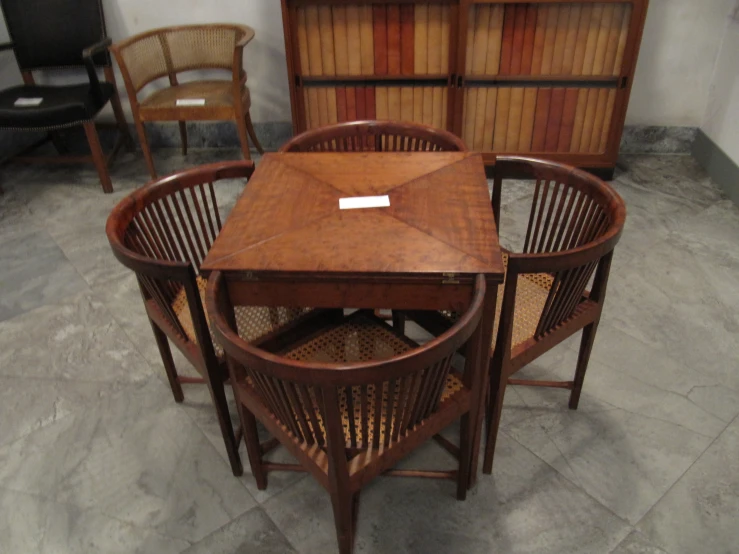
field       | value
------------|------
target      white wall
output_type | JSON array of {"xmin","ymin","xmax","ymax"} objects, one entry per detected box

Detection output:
[
  {"xmin": 0, "ymin": 0, "xmax": 733, "ymax": 127},
  {"xmin": 626, "ymin": 0, "xmax": 733, "ymax": 126},
  {"xmin": 701, "ymin": 6, "xmax": 739, "ymax": 162}
]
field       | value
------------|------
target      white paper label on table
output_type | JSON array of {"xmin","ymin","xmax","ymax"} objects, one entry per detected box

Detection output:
[
  {"xmin": 339, "ymin": 195, "xmax": 390, "ymax": 210},
  {"xmin": 176, "ymin": 98, "xmax": 206, "ymax": 106},
  {"xmin": 14, "ymin": 97, "xmax": 43, "ymax": 106}
]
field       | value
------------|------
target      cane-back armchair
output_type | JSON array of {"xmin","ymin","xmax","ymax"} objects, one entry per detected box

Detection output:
[
  {"xmin": 207, "ymin": 270, "xmax": 487, "ymax": 554},
  {"xmin": 0, "ymin": 0, "xmax": 133, "ymax": 193},
  {"xmin": 408, "ymin": 156, "xmax": 625, "ymax": 475},
  {"xmin": 106, "ymin": 161, "xmax": 315, "ymax": 476},
  {"xmin": 279, "ymin": 119, "xmax": 467, "ymax": 153},
  {"xmin": 110, "ymin": 24, "xmax": 264, "ymax": 179}
]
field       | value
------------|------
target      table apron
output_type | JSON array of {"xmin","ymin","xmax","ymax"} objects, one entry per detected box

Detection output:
[{"xmin": 225, "ymin": 279, "xmax": 478, "ymax": 311}]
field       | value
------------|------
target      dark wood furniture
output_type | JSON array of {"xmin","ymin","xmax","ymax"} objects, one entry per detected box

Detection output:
[
  {"xmin": 0, "ymin": 0, "xmax": 133, "ymax": 193},
  {"xmin": 408, "ymin": 155, "xmax": 625, "ymax": 473},
  {"xmin": 200, "ymin": 151, "xmax": 505, "ymax": 483},
  {"xmin": 110, "ymin": 24, "xmax": 264, "ymax": 179},
  {"xmin": 105, "ymin": 161, "xmax": 318, "ymax": 476},
  {"xmin": 279, "ymin": 0, "xmax": 648, "ymax": 177},
  {"xmin": 207, "ymin": 270, "xmax": 487, "ymax": 554},
  {"xmin": 279, "ymin": 119, "xmax": 466, "ymax": 152}
]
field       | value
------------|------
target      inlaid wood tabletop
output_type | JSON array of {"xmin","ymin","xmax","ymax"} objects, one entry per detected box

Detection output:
[{"xmin": 202, "ymin": 152, "xmax": 504, "ymax": 283}]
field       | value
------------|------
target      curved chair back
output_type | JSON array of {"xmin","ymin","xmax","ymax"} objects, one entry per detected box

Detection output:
[
  {"xmin": 106, "ymin": 161, "xmax": 254, "ymax": 343},
  {"xmin": 279, "ymin": 120, "xmax": 467, "ymax": 153},
  {"xmin": 208, "ymin": 271, "xmax": 485, "ymax": 453},
  {"xmin": 493, "ymin": 156, "xmax": 625, "ymax": 346},
  {"xmin": 110, "ymin": 24, "xmax": 254, "ymax": 94}
]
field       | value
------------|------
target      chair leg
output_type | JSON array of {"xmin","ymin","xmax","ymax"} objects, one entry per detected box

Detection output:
[
  {"xmin": 236, "ymin": 114, "xmax": 252, "ymax": 161},
  {"xmin": 391, "ymin": 311, "xmax": 406, "ymax": 334},
  {"xmin": 178, "ymin": 121, "xmax": 188, "ymax": 155},
  {"xmin": 206, "ymin": 370, "xmax": 244, "ymax": 476},
  {"xmin": 239, "ymin": 402, "xmax": 267, "ymax": 489},
  {"xmin": 245, "ymin": 111, "xmax": 264, "ymax": 154},
  {"xmin": 149, "ymin": 319, "xmax": 184, "ymax": 403},
  {"xmin": 569, "ymin": 321, "xmax": 599, "ymax": 410},
  {"xmin": 109, "ymin": 90, "xmax": 135, "ymax": 151},
  {"xmin": 82, "ymin": 121, "xmax": 113, "ymax": 194},
  {"xmin": 482, "ymin": 362, "xmax": 507, "ymax": 475},
  {"xmin": 456, "ymin": 413, "xmax": 473, "ymax": 500},
  {"xmin": 330, "ymin": 490, "xmax": 357, "ymax": 554},
  {"xmin": 134, "ymin": 119, "xmax": 157, "ymax": 179}
]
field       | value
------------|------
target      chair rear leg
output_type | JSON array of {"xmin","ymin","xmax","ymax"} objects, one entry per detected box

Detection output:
[
  {"xmin": 134, "ymin": 119, "xmax": 157, "ymax": 179},
  {"xmin": 330, "ymin": 490, "xmax": 357, "ymax": 554},
  {"xmin": 482, "ymin": 363, "xmax": 507, "ymax": 475},
  {"xmin": 109, "ymin": 90, "xmax": 135, "ymax": 151},
  {"xmin": 205, "ymin": 369, "xmax": 244, "ymax": 476},
  {"xmin": 149, "ymin": 319, "xmax": 184, "ymax": 402},
  {"xmin": 245, "ymin": 112, "xmax": 264, "ymax": 154},
  {"xmin": 236, "ymin": 115, "xmax": 252, "ymax": 161},
  {"xmin": 82, "ymin": 122, "xmax": 113, "ymax": 193},
  {"xmin": 239, "ymin": 401, "xmax": 268, "ymax": 489},
  {"xmin": 456, "ymin": 413, "xmax": 473, "ymax": 500},
  {"xmin": 569, "ymin": 321, "xmax": 599, "ymax": 410},
  {"xmin": 178, "ymin": 121, "xmax": 188, "ymax": 155}
]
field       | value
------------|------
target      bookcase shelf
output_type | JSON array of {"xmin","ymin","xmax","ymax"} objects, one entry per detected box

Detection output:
[{"xmin": 280, "ymin": 0, "xmax": 648, "ymax": 176}]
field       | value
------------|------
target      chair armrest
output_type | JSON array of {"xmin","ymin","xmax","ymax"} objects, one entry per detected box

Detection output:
[
  {"xmin": 82, "ymin": 37, "xmax": 112, "ymax": 103},
  {"xmin": 0, "ymin": 42, "xmax": 14, "ymax": 52},
  {"xmin": 232, "ymin": 26, "xmax": 255, "ymax": 81}
]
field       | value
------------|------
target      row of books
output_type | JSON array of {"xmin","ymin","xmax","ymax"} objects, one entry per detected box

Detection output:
[
  {"xmin": 295, "ymin": 2, "xmax": 630, "ymax": 78},
  {"xmin": 466, "ymin": 3, "xmax": 631, "ymax": 76},
  {"xmin": 303, "ymin": 87, "xmax": 448, "ymax": 132},
  {"xmin": 462, "ymin": 87, "xmax": 617, "ymax": 153}
]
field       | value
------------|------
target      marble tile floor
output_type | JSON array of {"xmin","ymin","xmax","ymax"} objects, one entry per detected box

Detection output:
[{"xmin": 0, "ymin": 150, "xmax": 738, "ymax": 553}]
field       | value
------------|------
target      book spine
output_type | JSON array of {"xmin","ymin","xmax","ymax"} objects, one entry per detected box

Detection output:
[
  {"xmin": 530, "ymin": 5, "xmax": 547, "ymax": 75},
  {"xmin": 613, "ymin": 6, "xmax": 632, "ymax": 75},
  {"xmin": 562, "ymin": 5, "xmax": 581, "ymax": 74},
  {"xmin": 297, "ymin": 8, "xmax": 311, "ymax": 75},
  {"xmin": 346, "ymin": 6, "xmax": 362, "ymax": 75},
  {"xmin": 578, "ymin": 88, "xmax": 599, "ymax": 151},
  {"xmin": 346, "ymin": 87, "xmax": 357, "ymax": 121},
  {"xmin": 520, "ymin": 5, "xmax": 538, "ymax": 74},
  {"xmin": 531, "ymin": 87, "xmax": 551, "ymax": 151},
  {"xmin": 306, "ymin": 6, "xmax": 324, "ymax": 76},
  {"xmin": 556, "ymin": 88, "xmax": 579, "ymax": 151},
  {"xmin": 400, "ymin": 4, "xmax": 415, "ymax": 75},
  {"xmin": 332, "ymin": 6, "xmax": 349, "ymax": 76},
  {"xmin": 356, "ymin": 85, "xmax": 366, "ymax": 119},
  {"xmin": 518, "ymin": 88, "xmax": 538, "ymax": 151},
  {"xmin": 473, "ymin": 88, "xmax": 488, "ymax": 149},
  {"xmin": 401, "ymin": 86, "xmax": 414, "ymax": 121},
  {"xmin": 359, "ymin": 5, "xmax": 375, "ymax": 74},
  {"xmin": 427, "ymin": 4, "xmax": 442, "ymax": 74},
  {"xmin": 602, "ymin": 4, "xmax": 623, "ymax": 75},
  {"xmin": 571, "ymin": 4, "xmax": 592, "ymax": 76},
  {"xmin": 388, "ymin": 86, "xmax": 401, "ymax": 120},
  {"xmin": 462, "ymin": 88, "xmax": 477, "ymax": 147},
  {"xmin": 506, "ymin": 87, "xmax": 525, "ymax": 149},
  {"xmin": 582, "ymin": 5, "xmax": 604, "ymax": 76},
  {"xmin": 499, "ymin": 5, "xmax": 516, "ymax": 75},
  {"xmin": 510, "ymin": 5, "xmax": 528, "ymax": 75},
  {"xmin": 373, "ymin": 5, "xmax": 388, "ymax": 75},
  {"xmin": 440, "ymin": 5, "xmax": 451, "ymax": 73},
  {"xmin": 569, "ymin": 89, "xmax": 588, "ymax": 151},
  {"xmin": 485, "ymin": 5, "xmax": 505, "ymax": 75},
  {"xmin": 413, "ymin": 86, "xmax": 424, "ymax": 123},
  {"xmin": 375, "ymin": 87, "xmax": 388, "ymax": 119},
  {"xmin": 432, "ymin": 87, "xmax": 444, "ymax": 128},
  {"xmin": 544, "ymin": 87, "xmax": 566, "ymax": 150},
  {"xmin": 592, "ymin": 4, "xmax": 615, "ymax": 75},
  {"xmin": 471, "ymin": 5, "xmax": 492, "ymax": 75},
  {"xmin": 336, "ymin": 86, "xmax": 347, "ymax": 122},
  {"xmin": 415, "ymin": 4, "xmax": 428, "ymax": 74},
  {"xmin": 550, "ymin": 5, "xmax": 570, "ymax": 75},
  {"xmin": 588, "ymin": 88, "xmax": 609, "ymax": 152},
  {"xmin": 540, "ymin": 5, "xmax": 559, "ymax": 75},
  {"xmin": 387, "ymin": 5, "xmax": 402, "ymax": 75},
  {"xmin": 422, "ymin": 86, "xmax": 433, "ymax": 125},
  {"xmin": 318, "ymin": 6, "xmax": 336, "ymax": 76},
  {"xmin": 598, "ymin": 89, "xmax": 617, "ymax": 152},
  {"xmin": 493, "ymin": 87, "xmax": 511, "ymax": 150}
]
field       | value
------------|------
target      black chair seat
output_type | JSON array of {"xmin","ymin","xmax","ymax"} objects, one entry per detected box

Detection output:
[{"xmin": 0, "ymin": 83, "xmax": 114, "ymax": 129}]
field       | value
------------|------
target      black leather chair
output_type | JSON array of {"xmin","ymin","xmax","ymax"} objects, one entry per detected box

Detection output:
[{"xmin": 0, "ymin": 0, "xmax": 133, "ymax": 193}]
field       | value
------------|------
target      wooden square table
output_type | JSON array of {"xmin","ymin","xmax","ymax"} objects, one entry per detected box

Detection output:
[{"xmin": 202, "ymin": 151, "xmax": 504, "ymax": 483}]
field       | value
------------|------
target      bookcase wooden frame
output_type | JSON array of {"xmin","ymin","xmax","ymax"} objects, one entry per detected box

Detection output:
[{"xmin": 280, "ymin": 0, "xmax": 648, "ymax": 177}]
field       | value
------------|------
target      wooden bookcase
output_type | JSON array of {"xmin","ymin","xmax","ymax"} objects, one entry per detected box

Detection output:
[{"xmin": 280, "ymin": 0, "xmax": 648, "ymax": 176}]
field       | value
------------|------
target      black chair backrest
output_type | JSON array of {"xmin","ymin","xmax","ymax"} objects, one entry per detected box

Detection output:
[{"xmin": 0, "ymin": 0, "xmax": 110, "ymax": 70}]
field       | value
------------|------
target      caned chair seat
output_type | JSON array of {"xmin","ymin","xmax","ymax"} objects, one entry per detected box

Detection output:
[
  {"xmin": 138, "ymin": 81, "xmax": 251, "ymax": 121},
  {"xmin": 275, "ymin": 313, "xmax": 466, "ymax": 447},
  {"xmin": 171, "ymin": 275, "xmax": 309, "ymax": 355},
  {"xmin": 0, "ymin": 83, "xmax": 115, "ymax": 128},
  {"xmin": 444, "ymin": 253, "xmax": 554, "ymax": 349}
]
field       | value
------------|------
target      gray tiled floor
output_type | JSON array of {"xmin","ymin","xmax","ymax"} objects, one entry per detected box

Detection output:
[{"xmin": 1, "ymin": 150, "xmax": 738, "ymax": 553}]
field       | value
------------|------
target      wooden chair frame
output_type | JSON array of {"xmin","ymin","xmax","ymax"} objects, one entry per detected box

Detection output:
[
  {"xmin": 408, "ymin": 156, "xmax": 625, "ymax": 474},
  {"xmin": 106, "ymin": 161, "xmax": 259, "ymax": 476},
  {"xmin": 110, "ymin": 24, "xmax": 264, "ymax": 179},
  {"xmin": 207, "ymin": 270, "xmax": 487, "ymax": 554},
  {"xmin": 279, "ymin": 119, "xmax": 467, "ymax": 153}
]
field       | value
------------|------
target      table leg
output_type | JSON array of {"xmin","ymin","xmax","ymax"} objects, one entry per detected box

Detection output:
[{"xmin": 466, "ymin": 279, "xmax": 499, "ymax": 489}]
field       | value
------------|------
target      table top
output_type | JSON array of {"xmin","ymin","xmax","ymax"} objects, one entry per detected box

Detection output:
[{"xmin": 202, "ymin": 152, "xmax": 504, "ymax": 280}]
